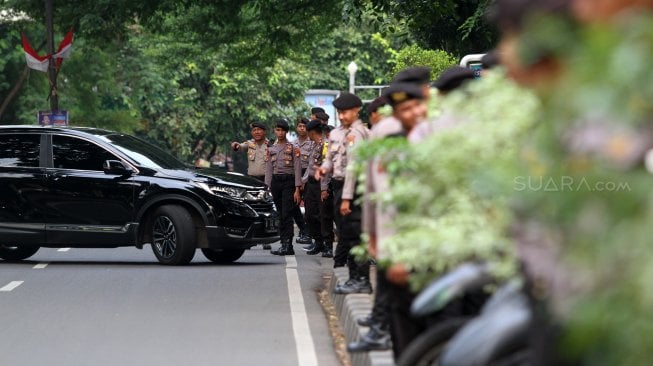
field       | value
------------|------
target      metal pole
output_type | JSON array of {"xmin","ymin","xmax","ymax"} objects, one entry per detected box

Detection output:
[
  {"xmin": 348, "ymin": 72, "xmax": 355, "ymax": 94},
  {"xmin": 45, "ymin": 0, "xmax": 58, "ymax": 111}
]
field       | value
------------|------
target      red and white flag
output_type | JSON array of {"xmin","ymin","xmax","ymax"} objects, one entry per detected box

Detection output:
[
  {"xmin": 21, "ymin": 33, "xmax": 50, "ymax": 72},
  {"xmin": 53, "ymin": 31, "xmax": 74, "ymax": 67},
  {"xmin": 21, "ymin": 31, "xmax": 74, "ymax": 72}
]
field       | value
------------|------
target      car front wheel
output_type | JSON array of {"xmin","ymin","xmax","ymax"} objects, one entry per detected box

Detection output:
[
  {"xmin": 150, "ymin": 205, "xmax": 196, "ymax": 265},
  {"xmin": 201, "ymin": 248, "xmax": 245, "ymax": 264},
  {"xmin": 0, "ymin": 245, "xmax": 40, "ymax": 261}
]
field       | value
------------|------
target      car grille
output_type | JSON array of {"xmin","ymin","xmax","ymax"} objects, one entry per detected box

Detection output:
[{"xmin": 245, "ymin": 190, "xmax": 274, "ymax": 212}]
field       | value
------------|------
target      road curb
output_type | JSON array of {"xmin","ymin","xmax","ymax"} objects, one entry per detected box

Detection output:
[{"xmin": 329, "ymin": 267, "xmax": 395, "ymax": 366}]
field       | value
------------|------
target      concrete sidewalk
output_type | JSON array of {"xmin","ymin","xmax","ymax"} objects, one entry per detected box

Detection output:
[{"xmin": 329, "ymin": 267, "xmax": 395, "ymax": 366}]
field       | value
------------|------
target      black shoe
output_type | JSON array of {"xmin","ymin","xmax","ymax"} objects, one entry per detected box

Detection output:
[
  {"xmin": 262, "ymin": 244, "xmax": 271, "ymax": 250},
  {"xmin": 347, "ymin": 327, "xmax": 391, "ymax": 352},
  {"xmin": 306, "ymin": 242, "xmax": 323, "ymax": 255},
  {"xmin": 296, "ymin": 234, "xmax": 312, "ymax": 244},
  {"xmin": 271, "ymin": 243, "xmax": 295, "ymax": 256},
  {"xmin": 321, "ymin": 243, "xmax": 333, "ymax": 258},
  {"xmin": 302, "ymin": 241, "xmax": 315, "ymax": 251},
  {"xmin": 356, "ymin": 314, "xmax": 374, "ymax": 327},
  {"xmin": 334, "ymin": 278, "xmax": 373, "ymax": 294}
]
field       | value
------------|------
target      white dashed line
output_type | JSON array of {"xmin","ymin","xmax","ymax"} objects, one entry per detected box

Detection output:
[
  {"xmin": 57, "ymin": 248, "xmax": 71, "ymax": 252},
  {"xmin": 33, "ymin": 263, "xmax": 48, "ymax": 269},
  {"xmin": 285, "ymin": 256, "xmax": 318, "ymax": 366},
  {"xmin": 0, "ymin": 281, "xmax": 24, "ymax": 292}
]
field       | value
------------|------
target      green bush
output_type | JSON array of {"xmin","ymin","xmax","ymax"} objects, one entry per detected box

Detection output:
[{"xmin": 390, "ymin": 45, "xmax": 458, "ymax": 79}]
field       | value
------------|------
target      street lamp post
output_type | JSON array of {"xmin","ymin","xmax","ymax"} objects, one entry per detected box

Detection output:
[{"xmin": 347, "ymin": 61, "xmax": 358, "ymax": 94}]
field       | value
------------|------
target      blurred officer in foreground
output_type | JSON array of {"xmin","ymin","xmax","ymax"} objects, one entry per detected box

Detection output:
[
  {"xmin": 381, "ymin": 82, "xmax": 430, "ymax": 360},
  {"xmin": 301, "ymin": 120, "xmax": 334, "ymax": 257},
  {"xmin": 316, "ymin": 92, "xmax": 372, "ymax": 294},
  {"xmin": 265, "ymin": 119, "xmax": 302, "ymax": 256},
  {"xmin": 408, "ymin": 66, "xmax": 476, "ymax": 143}
]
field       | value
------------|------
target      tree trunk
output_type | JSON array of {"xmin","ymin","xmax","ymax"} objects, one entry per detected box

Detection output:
[{"xmin": 0, "ymin": 66, "xmax": 30, "ymax": 122}]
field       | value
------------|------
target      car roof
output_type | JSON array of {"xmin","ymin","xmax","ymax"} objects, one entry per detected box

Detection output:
[{"xmin": 0, "ymin": 125, "xmax": 119, "ymax": 137}]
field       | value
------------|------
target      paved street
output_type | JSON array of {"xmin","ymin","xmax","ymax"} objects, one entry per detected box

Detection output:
[{"xmin": 0, "ymin": 246, "xmax": 339, "ymax": 366}]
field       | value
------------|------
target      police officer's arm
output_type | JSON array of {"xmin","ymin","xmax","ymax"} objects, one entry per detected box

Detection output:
[
  {"xmin": 317, "ymin": 135, "xmax": 335, "ymax": 179},
  {"xmin": 231, "ymin": 141, "xmax": 248, "ymax": 151},
  {"xmin": 362, "ymin": 157, "xmax": 376, "ymax": 256},
  {"xmin": 264, "ymin": 155, "xmax": 272, "ymax": 187},
  {"xmin": 293, "ymin": 149, "xmax": 302, "ymax": 204},
  {"xmin": 301, "ymin": 154, "xmax": 313, "ymax": 185}
]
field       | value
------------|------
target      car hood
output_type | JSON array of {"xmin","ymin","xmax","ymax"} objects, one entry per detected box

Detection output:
[{"xmin": 155, "ymin": 168, "xmax": 266, "ymax": 189}]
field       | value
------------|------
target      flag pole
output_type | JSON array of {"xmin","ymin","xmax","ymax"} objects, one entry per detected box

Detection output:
[{"xmin": 45, "ymin": 0, "xmax": 58, "ymax": 112}]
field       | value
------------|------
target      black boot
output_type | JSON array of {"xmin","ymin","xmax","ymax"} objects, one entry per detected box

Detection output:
[
  {"xmin": 271, "ymin": 240, "xmax": 295, "ymax": 256},
  {"xmin": 356, "ymin": 313, "xmax": 374, "ymax": 327},
  {"xmin": 347, "ymin": 324, "xmax": 391, "ymax": 352},
  {"xmin": 321, "ymin": 242, "xmax": 333, "ymax": 258},
  {"xmin": 295, "ymin": 230, "xmax": 312, "ymax": 244},
  {"xmin": 302, "ymin": 240, "xmax": 316, "ymax": 251},
  {"xmin": 306, "ymin": 240, "xmax": 324, "ymax": 255}
]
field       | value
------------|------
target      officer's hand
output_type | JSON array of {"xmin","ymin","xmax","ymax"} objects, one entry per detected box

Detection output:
[
  {"xmin": 386, "ymin": 263, "xmax": 409, "ymax": 286},
  {"xmin": 315, "ymin": 167, "xmax": 325, "ymax": 181},
  {"xmin": 340, "ymin": 199, "xmax": 352, "ymax": 216},
  {"xmin": 320, "ymin": 190, "xmax": 329, "ymax": 202},
  {"xmin": 293, "ymin": 189, "xmax": 301, "ymax": 204},
  {"xmin": 231, "ymin": 142, "xmax": 239, "ymax": 151},
  {"xmin": 368, "ymin": 235, "xmax": 377, "ymax": 258}
]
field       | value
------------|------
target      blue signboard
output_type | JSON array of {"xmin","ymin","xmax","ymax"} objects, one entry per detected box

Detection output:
[
  {"xmin": 39, "ymin": 110, "xmax": 68, "ymax": 126},
  {"xmin": 304, "ymin": 90, "xmax": 340, "ymax": 127}
]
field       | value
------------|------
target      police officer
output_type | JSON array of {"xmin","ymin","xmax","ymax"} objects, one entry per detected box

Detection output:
[
  {"xmin": 301, "ymin": 120, "xmax": 334, "ymax": 257},
  {"xmin": 310, "ymin": 107, "xmax": 325, "ymax": 120},
  {"xmin": 231, "ymin": 122, "xmax": 272, "ymax": 249},
  {"xmin": 294, "ymin": 118, "xmax": 313, "ymax": 246},
  {"xmin": 231, "ymin": 121, "xmax": 269, "ymax": 181},
  {"xmin": 315, "ymin": 112, "xmax": 330, "ymax": 125},
  {"xmin": 381, "ymin": 82, "xmax": 430, "ymax": 360},
  {"xmin": 316, "ymin": 92, "xmax": 371, "ymax": 294},
  {"xmin": 265, "ymin": 119, "xmax": 302, "ymax": 256}
]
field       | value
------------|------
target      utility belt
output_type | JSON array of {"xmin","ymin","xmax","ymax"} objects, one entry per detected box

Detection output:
[
  {"xmin": 331, "ymin": 177, "xmax": 345, "ymax": 189},
  {"xmin": 272, "ymin": 174, "xmax": 294, "ymax": 181}
]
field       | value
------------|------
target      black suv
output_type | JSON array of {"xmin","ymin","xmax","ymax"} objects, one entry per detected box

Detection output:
[{"xmin": 0, "ymin": 126, "xmax": 279, "ymax": 264}]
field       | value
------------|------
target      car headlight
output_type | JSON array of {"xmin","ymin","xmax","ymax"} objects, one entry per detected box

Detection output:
[{"xmin": 198, "ymin": 183, "xmax": 246, "ymax": 199}]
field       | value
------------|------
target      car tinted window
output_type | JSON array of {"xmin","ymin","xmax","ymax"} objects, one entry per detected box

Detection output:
[
  {"xmin": 0, "ymin": 134, "xmax": 40, "ymax": 167},
  {"xmin": 99, "ymin": 134, "xmax": 187, "ymax": 170},
  {"xmin": 53, "ymin": 135, "xmax": 117, "ymax": 171}
]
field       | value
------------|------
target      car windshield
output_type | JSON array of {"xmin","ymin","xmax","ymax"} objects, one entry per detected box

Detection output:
[{"xmin": 99, "ymin": 134, "xmax": 188, "ymax": 170}]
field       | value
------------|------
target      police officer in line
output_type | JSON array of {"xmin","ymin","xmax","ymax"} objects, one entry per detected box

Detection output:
[
  {"xmin": 301, "ymin": 120, "xmax": 334, "ymax": 257},
  {"xmin": 315, "ymin": 112, "xmax": 330, "ymax": 125},
  {"xmin": 265, "ymin": 119, "xmax": 302, "ymax": 256},
  {"xmin": 310, "ymin": 107, "xmax": 325, "ymax": 121},
  {"xmin": 316, "ymin": 92, "xmax": 372, "ymax": 294},
  {"xmin": 231, "ymin": 122, "xmax": 273, "ymax": 249},
  {"xmin": 381, "ymin": 82, "xmax": 431, "ymax": 360},
  {"xmin": 293, "ymin": 118, "xmax": 313, "ymax": 245}
]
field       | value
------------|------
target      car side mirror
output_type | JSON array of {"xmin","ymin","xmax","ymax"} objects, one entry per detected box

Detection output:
[{"xmin": 103, "ymin": 160, "xmax": 133, "ymax": 176}]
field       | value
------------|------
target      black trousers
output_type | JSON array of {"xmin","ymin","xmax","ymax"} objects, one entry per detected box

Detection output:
[
  {"xmin": 304, "ymin": 178, "xmax": 323, "ymax": 243},
  {"xmin": 387, "ymin": 281, "xmax": 427, "ymax": 361},
  {"xmin": 370, "ymin": 268, "xmax": 391, "ymax": 331},
  {"xmin": 292, "ymin": 169, "xmax": 307, "ymax": 233},
  {"xmin": 332, "ymin": 179, "xmax": 369, "ymax": 278},
  {"xmin": 270, "ymin": 174, "xmax": 296, "ymax": 243},
  {"xmin": 320, "ymin": 182, "xmax": 335, "ymax": 244}
]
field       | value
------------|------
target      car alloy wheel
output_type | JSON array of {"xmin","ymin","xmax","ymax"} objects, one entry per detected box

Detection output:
[{"xmin": 153, "ymin": 216, "xmax": 177, "ymax": 259}]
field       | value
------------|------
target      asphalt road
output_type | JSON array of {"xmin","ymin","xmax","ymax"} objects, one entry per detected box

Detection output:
[{"xmin": 0, "ymin": 245, "xmax": 340, "ymax": 366}]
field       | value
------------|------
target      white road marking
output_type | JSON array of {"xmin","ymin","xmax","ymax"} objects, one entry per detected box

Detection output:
[
  {"xmin": 285, "ymin": 256, "xmax": 318, "ymax": 366},
  {"xmin": 57, "ymin": 248, "xmax": 71, "ymax": 252},
  {"xmin": 0, "ymin": 281, "xmax": 24, "ymax": 292},
  {"xmin": 33, "ymin": 263, "xmax": 48, "ymax": 269}
]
